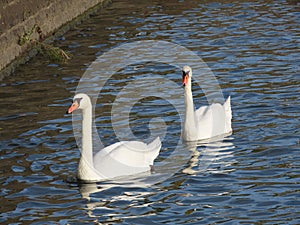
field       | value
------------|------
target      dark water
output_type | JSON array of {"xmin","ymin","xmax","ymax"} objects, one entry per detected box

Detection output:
[{"xmin": 1, "ymin": 0, "xmax": 300, "ymax": 224}]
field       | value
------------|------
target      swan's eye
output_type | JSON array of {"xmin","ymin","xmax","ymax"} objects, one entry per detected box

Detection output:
[
  {"xmin": 74, "ymin": 97, "xmax": 83, "ymax": 105},
  {"xmin": 182, "ymin": 71, "xmax": 189, "ymax": 76}
]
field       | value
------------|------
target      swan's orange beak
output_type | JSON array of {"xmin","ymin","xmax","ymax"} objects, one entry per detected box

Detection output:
[
  {"xmin": 182, "ymin": 73, "xmax": 188, "ymax": 86},
  {"xmin": 67, "ymin": 101, "xmax": 79, "ymax": 114}
]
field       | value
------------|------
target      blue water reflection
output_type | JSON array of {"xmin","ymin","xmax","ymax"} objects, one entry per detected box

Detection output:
[{"xmin": 0, "ymin": 0, "xmax": 299, "ymax": 224}]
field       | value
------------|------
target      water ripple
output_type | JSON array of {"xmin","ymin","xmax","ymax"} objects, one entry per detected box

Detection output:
[{"xmin": 0, "ymin": 0, "xmax": 299, "ymax": 224}]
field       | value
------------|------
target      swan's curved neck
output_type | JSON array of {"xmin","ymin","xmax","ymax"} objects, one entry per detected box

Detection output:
[
  {"xmin": 184, "ymin": 85, "xmax": 195, "ymax": 125},
  {"xmin": 79, "ymin": 104, "xmax": 94, "ymax": 177},
  {"xmin": 183, "ymin": 83, "xmax": 197, "ymax": 139}
]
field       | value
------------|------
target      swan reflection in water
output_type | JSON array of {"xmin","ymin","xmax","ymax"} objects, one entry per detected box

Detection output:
[
  {"xmin": 77, "ymin": 172, "xmax": 165, "ymax": 221},
  {"xmin": 77, "ymin": 136, "xmax": 235, "ymax": 221},
  {"xmin": 182, "ymin": 135, "xmax": 236, "ymax": 175}
]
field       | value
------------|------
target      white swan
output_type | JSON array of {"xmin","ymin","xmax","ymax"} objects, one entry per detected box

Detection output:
[
  {"xmin": 182, "ymin": 66, "xmax": 232, "ymax": 141},
  {"xmin": 67, "ymin": 93, "xmax": 161, "ymax": 182}
]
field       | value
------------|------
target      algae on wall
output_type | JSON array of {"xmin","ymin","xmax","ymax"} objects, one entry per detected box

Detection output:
[{"xmin": 0, "ymin": 0, "xmax": 109, "ymax": 79}]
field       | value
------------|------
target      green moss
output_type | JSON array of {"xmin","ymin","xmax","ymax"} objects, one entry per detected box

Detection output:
[
  {"xmin": 39, "ymin": 43, "xmax": 71, "ymax": 63},
  {"xmin": 18, "ymin": 24, "xmax": 71, "ymax": 63},
  {"xmin": 18, "ymin": 24, "xmax": 37, "ymax": 46}
]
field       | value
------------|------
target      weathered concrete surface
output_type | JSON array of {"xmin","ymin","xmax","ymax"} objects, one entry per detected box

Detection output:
[{"xmin": 0, "ymin": 0, "xmax": 109, "ymax": 78}]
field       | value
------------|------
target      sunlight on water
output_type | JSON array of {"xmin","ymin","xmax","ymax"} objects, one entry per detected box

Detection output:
[{"xmin": 0, "ymin": 0, "xmax": 299, "ymax": 224}]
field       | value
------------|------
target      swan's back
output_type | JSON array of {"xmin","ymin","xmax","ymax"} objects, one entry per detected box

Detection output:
[
  {"xmin": 195, "ymin": 97, "xmax": 232, "ymax": 140},
  {"xmin": 93, "ymin": 137, "xmax": 161, "ymax": 179},
  {"xmin": 224, "ymin": 96, "xmax": 232, "ymax": 133}
]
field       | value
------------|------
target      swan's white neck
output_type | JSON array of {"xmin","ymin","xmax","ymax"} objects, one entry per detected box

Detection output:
[
  {"xmin": 82, "ymin": 106, "xmax": 93, "ymax": 160},
  {"xmin": 183, "ymin": 82, "xmax": 198, "ymax": 140},
  {"xmin": 78, "ymin": 103, "xmax": 98, "ymax": 180}
]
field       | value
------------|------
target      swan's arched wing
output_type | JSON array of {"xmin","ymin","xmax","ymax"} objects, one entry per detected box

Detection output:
[
  {"xmin": 146, "ymin": 136, "xmax": 161, "ymax": 165},
  {"xmin": 195, "ymin": 103, "xmax": 227, "ymax": 139},
  {"xmin": 92, "ymin": 137, "xmax": 161, "ymax": 179}
]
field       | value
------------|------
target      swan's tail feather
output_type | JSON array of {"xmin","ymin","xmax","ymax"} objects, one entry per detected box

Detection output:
[
  {"xmin": 147, "ymin": 137, "xmax": 161, "ymax": 165},
  {"xmin": 148, "ymin": 136, "xmax": 161, "ymax": 150},
  {"xmin": 224, "ymin": 96, "xmax": 232, "ymax": 133}
]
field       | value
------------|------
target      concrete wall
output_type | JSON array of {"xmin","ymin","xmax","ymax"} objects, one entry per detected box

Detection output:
[{"xmin": 0, "ymin": 0, "xmax": 109, "ymax": 78}]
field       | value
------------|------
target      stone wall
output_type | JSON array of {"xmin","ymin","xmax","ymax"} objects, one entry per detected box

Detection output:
[{"xmin": 0, "ymin": 0, "xmax": 108, "ymax": 78}]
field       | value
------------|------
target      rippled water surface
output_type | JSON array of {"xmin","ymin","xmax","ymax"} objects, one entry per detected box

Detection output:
[{"xmin": 1, "ymin": 0, "xmax": 299, "ymax": 224}]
